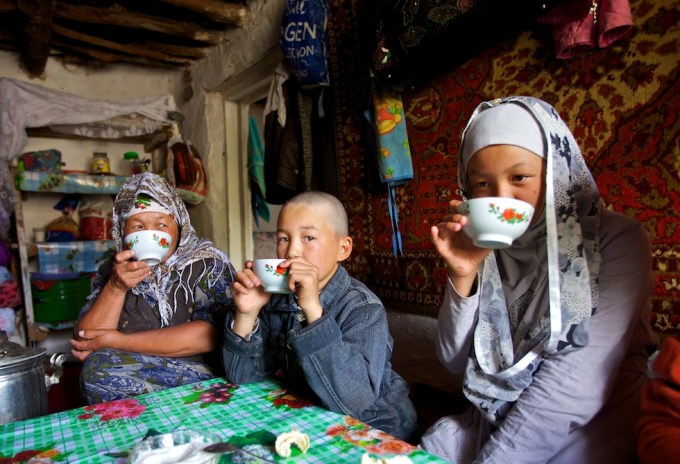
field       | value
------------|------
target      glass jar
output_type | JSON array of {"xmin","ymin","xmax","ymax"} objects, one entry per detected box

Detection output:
[{"xmin": 89, "ymin": 152, "xmax": 111, "ymax": 174}]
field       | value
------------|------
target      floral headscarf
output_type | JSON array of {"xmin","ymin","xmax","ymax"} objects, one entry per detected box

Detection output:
[
  {"xmin": 458, "ymin": 97, "xmax": 601, "ymax": 424},
  {"xmin": 112, "ymin": 172, "xmax": 233, "ymax": 326}
]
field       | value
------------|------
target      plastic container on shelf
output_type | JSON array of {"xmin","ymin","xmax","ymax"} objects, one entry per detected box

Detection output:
[
  {"xmin": 30, "ymin": 274, "xmax": 92, "ymax": 323},
  {"xmin": 78, "ymin": 196, "xmax": 113, "ymax": 240},
  {"xmin": 123, "ymin": 151, "xmax": 147, "ymax": 177}
]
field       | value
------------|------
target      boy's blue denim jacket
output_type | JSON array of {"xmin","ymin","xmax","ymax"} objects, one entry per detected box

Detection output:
[{"xmin": 222, "ymin": 265, "xmax": 418, "ymax": 442}]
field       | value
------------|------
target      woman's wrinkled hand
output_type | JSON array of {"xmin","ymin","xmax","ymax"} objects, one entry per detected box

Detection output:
[
  {"xmin": 108, "ymin": 249, "xmax": 152, "ymax": 294},
  {"xmin": 70, "ymin": 329, "xmax": 120, "ymax": 361}
]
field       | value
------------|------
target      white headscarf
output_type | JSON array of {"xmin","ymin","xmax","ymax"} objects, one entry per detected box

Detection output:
[
  {"xmin": 112, "ymin": 173, "xmax": 233, "ymax": 326},
  {"xmin": 458, "ymin": 97, "xmax": 601, "ymax": 424},
  {"xmin": 460, "ymin": 101, "xmax": 545, "ymax": 171}
]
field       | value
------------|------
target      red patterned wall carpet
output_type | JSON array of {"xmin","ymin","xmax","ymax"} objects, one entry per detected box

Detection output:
[{"xmin": 327, "ymin": 0, "xmax": 680, "ymax": 339}]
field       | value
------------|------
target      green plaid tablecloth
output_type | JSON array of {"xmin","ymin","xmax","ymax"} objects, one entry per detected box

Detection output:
[{"xmin": 0, "ymin": 377, "xmax": 448, "ymax": 463}]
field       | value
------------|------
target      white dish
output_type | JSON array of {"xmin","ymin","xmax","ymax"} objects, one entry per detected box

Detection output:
[
  {"xmin": 128, "ymin": 430, "xmax": 220, "ymax": 464},
  {"xmin": 457, "ymin": 197, "xmax": 534, "ymax": 249},
  {"xmin": 253, "ymin": 258, "xmax": 291, "ymax": 294},
  {"xmin": 123, "ymin": 230, "xmax": 173, "ymax": 265}
]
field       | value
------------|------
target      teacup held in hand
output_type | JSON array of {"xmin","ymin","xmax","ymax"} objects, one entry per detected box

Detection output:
[
  {"xmin": 253, "ymin": 259, "xmax": 291, "ymax": 294},
  {"xmin": 456, "ymin": 197, "xmax": 534, "ymax": 249},
  {"xmin": 123, "ymin": 230, "xmax": 173, "ymax": 265}
]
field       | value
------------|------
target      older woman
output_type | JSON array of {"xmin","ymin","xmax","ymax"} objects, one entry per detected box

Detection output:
[
  {"xmin": 71, "ymin": 172, "xmax": 235, "ymax": 404},
  {"xmin": 422, "ymin": 96, "xmax": 658, "ymax": 463}
]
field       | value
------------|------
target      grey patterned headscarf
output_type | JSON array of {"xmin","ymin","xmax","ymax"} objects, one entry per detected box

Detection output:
[
  {"xmin": 113, "ymin": 172, "xmax": 232, "ymax": 326},
  {"xmin": 458, "ymin": 97, "xmax": 601, "ymax": 424}
]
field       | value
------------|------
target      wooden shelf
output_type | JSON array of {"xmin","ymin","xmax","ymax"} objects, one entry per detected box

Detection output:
[
  {"xmin": 9, "ymin": 241, "xmax": 37, "ymax": 259},
  {"xmin": 16, "ymin": 171, "xmax": 126, "ymax": 194}
]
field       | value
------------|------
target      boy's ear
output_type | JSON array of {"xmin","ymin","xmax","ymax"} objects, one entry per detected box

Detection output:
[{"xmin": 337, "ymin": 235, "xmax": 353, "ymax": 262}]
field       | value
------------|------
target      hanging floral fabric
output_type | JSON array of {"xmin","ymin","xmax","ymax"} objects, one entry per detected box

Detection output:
[{"xmin": 365, "ymin": 81, "xmax": 413, "ymax": 256}]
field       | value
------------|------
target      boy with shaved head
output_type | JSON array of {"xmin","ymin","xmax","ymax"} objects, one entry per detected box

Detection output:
[{"xmin": 223, "ymin": 191, "xmax": 418, "ymax": 442}]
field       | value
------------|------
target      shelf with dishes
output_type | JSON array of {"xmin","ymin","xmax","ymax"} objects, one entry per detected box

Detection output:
[
  {"xmin": 12, "ymin": 238, "xmax": 113, "ymax": 343},
  {"xmin": 12, "ymin": 220, "xmax": 115, "ymax": 343},
  {"xmin": 11, "ymin": 158, "xmax": 124, "ymax": 346}
]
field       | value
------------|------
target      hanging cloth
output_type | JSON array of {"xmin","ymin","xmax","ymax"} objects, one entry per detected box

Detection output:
[
  {"xmin": 538, "ymin": 0, "xmax": 633, "ymax": 59},
  {"xmin": 166, "ymin": 123, "xmax": 208, "ymax": 205},
  {"xmin": 365, "ymin": 81, "xmax": 413, "ymax": 256},
  {"xmin": 248, "ymin": 116, "xmax": 270, "ymax": 227},
  {"xmin": 0, "ymin": 77, "xmax": 177, "ymax": 240},
  {"xmin": 263, "ymin": 79, "xmax": 304, "ymax": 205}
]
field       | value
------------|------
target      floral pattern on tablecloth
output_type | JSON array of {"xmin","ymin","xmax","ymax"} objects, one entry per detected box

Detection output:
[
  {"xmin": 0, "ymin": 445, "xmax": 72, "ymax": 464},
  {"xmin": 77, "ymin": 398, "xmax": 147, "ymax": 422},
  {"xmin": 182, "ymin": 381, "xmax": 239, "ymax": 407},
  {"xmin": 267, "ymin": 387, "xmax": 314, "ymax": 410},
  {"xmin": 0, "ymin": 377, "xmax": 448, "ymax": 463},
  {"xmin": 327, "ymin": 416, "xmax": 419, "ymax": 458}
]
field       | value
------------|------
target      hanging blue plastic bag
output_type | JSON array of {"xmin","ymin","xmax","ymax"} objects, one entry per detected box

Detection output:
[{"xmin": 279, "ymin": 0, "xmax": 330, "ymax": 88}]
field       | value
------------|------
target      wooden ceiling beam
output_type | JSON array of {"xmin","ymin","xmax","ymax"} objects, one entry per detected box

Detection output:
[
  {"xmin": 52, "ymin": 37, "xmax": 181, "ymax": 68},
  {"xmin": 135, "ymin": 41, "xmax": 209, "ymax": 59},
  {"xmin": 54, "ymin": 1, "xmax": 226, "ymax": 44},
  {"xmin": 0, "ymin": 0, "xmax": 247, "ymax": 75},
  {"xmin": 17, "ymin": 0, "xmax": 53, "ymax": 77},
  {"xmin": 53, "ymin": 24, "xmax": 192, "ymax": 64},
  {"xmin": 0, "ymin": 0, "xmax": 17, "ymax": 13},
  {"xmin": 156, "ymin": 0, "xmax": 247, "ymax": 26}
]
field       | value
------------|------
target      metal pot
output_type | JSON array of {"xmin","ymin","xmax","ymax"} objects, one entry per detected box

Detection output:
[{"xmin": 0, "ymin": 331, "xmax": 65, "ymax": 424}]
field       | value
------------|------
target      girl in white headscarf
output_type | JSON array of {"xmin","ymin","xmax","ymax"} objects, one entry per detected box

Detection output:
[
  {"xmin": 71, "ymin": 173, "xmax": 235, "ymax": 404},
  {"xmin": 421, "ymin": 97, "xmax": 657, "ymax": 463}
]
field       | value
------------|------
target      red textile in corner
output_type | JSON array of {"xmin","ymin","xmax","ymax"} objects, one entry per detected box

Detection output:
[
  {"xmin": 0, "ymin": 281, "xmax": 21, "ymax": 308},
  {"xmin": 539, "ymin": 0, "xmax": 633, "ymax": 59},
  {"xmin": 636, "ymin": 336, "xmax": 680, "ymax": 463}
]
